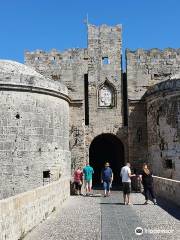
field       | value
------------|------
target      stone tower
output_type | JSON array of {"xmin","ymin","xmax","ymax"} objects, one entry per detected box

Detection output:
[{"xmin": 85, "ymin": 24, "xmax": 128, "ymax": 184}]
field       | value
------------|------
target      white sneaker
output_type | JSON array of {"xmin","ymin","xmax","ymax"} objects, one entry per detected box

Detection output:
[{"xmin": 127, "ymin": 202, "xmax": 133, "ymax": 205}]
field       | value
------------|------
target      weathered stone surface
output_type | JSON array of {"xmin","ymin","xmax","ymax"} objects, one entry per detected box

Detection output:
[
  {"xmin": 146, "ymin": 79, "xmax": 180, "ymax": 180},
  {"xmin": 0, "ymin": 60, "xmax": 70, "ymax": 199},
  {"xmin": 0, "ymin": 177, "xmax": 70, "ymax": 240},
  {"xmin": 24, "ymin": 24, "xmax": 180, "ymax": 181},
  {"xmin": 25, "ymin": 24, "xmax": 128, "ymax": 172},
  {"xmin": 126, "ymin": 48, "xmax": 180, "ymax": 100},
  {"xmin": 128, "ymin": 101, "xmax": 148, "ymax": 169},
  {"xmin": 153, "ymin": 176, "xmax": 180, "ymax": 206}
]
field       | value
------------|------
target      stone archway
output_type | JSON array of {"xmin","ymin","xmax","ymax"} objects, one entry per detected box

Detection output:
[{"xmin": 89, "ymin": 133, "xmax": 124, "ymax": 187}]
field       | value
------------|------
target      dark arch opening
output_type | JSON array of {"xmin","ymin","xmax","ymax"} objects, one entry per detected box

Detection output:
[{"xmin": 89, "ymin": 134, "xmax": 124, "ymax": 188}]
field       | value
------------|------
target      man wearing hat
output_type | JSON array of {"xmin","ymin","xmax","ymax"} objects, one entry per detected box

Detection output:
[{"xmin": 101, "ymin": 162, "xmax": 113, "ymax": 197}]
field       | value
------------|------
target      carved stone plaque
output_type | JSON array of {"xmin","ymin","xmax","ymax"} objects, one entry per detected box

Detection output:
[{"xmin": 99, "ymin": 86, "xmax": 112, "ymax": 107}]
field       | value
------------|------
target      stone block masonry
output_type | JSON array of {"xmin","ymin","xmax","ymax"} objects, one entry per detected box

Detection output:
[
  {"xmin": 0, "ymin": 60, "xmax": 71, "ymax": 199},
  {"xmin": 0, "ymin": 177, "xmax": 70, "ymax": 240},
  {"xmin": 126, "ymin": 48, "xmax": 180, "ymax": 100},
  {"xmin": 25, "ymin": 23, "xmax": 180, "ymax": 180},
  {"xmin": 25, "ymin": 24, "xmax": 128, "ymax": 172},
  {"xmin": 146, "ymin": 79, "xmax": 180, "ymax": 180},
  {"xmin": 153, "ymin": 176, "xmax": 180, "ymax": 207}
]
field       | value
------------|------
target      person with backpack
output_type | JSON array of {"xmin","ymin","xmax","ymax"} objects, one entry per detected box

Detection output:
[{"xmin": 101, "ymin": 162, "xmax": 113, "ymax": 197}]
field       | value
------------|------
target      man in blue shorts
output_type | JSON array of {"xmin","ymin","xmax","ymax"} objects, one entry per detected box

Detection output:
[{"xmin": 101, "ymin": 162, "xmax": 113, "ymax": 197}]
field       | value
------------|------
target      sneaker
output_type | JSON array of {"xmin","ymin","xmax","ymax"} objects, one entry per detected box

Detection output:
[{"xmin": 143, "ymin": 201, "xmax": 148, "ymax": 205}]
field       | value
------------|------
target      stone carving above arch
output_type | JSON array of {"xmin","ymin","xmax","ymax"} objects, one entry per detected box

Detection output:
[{"xmin": 98, "ymin": 80, "xmax": 116, "ymax": 108}]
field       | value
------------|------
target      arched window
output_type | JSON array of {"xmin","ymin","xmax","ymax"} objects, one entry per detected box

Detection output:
[{"xmin": 98, "ymin": 80, "xmax": 116, "ymax": 108}]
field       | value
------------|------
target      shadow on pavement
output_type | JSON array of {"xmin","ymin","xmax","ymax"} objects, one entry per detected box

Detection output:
[
  {"xmin": 100, "ymin": 202, "xmax": 125, "ymax": 205},
  {"xmin": 156, "ymin": 197, "xmax": 180, "ymax": 221}
]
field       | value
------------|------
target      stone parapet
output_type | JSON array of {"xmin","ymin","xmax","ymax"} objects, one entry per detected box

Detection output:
[
  {"xmin": 0, "ymin": 177, "xmax": 70, "ymax": 240},
  {"xmin": 0, "ymin": 60, "xmax": 68, "ymax": 96},
  {"xmin": 145, "ymin": 78, "xmax": 180, "ymax": 99},
  {"xmin": 153, "ymin": 176, "xmax": 180, "ymax": 207}
]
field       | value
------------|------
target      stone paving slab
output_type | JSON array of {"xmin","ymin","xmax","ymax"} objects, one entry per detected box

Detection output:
[{"xmin": 23, "ymin": 191, "xmax": 180, "ymax": 240}]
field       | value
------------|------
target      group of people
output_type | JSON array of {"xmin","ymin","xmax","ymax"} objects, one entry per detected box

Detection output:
[
  {"xmin": 73, "ymin": 162, "xmax": 94, "ymax": 196},
  {"xmin": 72, "ymin": 161, "xmax": 157, "ymax": 205},
  {"xmin": 120, "ymin": 162, "xmax": 157, "ymax": 205}
]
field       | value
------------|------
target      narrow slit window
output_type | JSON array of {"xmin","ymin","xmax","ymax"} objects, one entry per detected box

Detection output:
[{"xmin": 84, "ymin": 74, "xmax": 89, "ymax": 125}]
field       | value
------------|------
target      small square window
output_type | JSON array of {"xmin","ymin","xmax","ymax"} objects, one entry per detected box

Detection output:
[
  {"xmin": 102, "ymin": 57, "xmax": 109, "ymax": 64},
  {"xmin": 165, "ymin": 159, "xmax": 173, "ymax": 169}
]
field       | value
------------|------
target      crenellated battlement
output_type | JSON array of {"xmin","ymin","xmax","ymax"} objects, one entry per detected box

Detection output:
[
  {"xmin": 126, "ymin": 47, "xmax": 180, "ymax": 100},
  {"xmin": 126, "ymin": 48, "xmax": 180, "ymax": 63},
  {"xmin": 25, "ymin": 48, "xmax": 88, "ymax": 66}
]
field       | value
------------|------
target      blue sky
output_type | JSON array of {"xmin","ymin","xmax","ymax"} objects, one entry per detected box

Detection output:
[{"xmin": 0, "ymin": 0, "xmax": 180, "ymax": 63}]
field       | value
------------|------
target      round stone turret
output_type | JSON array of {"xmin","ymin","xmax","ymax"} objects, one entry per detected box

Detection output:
[
  {"xmin": 145, "ymin": 78, "xmax": 180, "ymax": 180},
  {"xmin": 0, "ymin": 60, "xmax": 70, "ymax": 199}
]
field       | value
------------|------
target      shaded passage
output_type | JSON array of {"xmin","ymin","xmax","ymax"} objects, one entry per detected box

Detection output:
[{"xmin": 89, "ymin": 134, "xmax": 124, "ymax": 187}]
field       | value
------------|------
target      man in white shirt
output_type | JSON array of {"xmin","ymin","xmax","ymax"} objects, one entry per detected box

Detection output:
[{"xmin": 120, "ymin": 162, "xmax": 135, "ymax": 205}]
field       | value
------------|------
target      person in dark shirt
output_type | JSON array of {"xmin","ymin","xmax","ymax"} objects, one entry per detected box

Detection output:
[
  {"xmin": 101, "ymin": 162, "xmax": 113, "ymax": 197},
  {"xmin": 140, "ymin": 163, "xmax": 157, "ymax": 205}
]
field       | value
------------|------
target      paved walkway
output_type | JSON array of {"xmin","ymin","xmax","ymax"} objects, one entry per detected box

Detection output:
[{"xmin": 24, "ymin": 191, "xmax": 180, "ymax": 240}]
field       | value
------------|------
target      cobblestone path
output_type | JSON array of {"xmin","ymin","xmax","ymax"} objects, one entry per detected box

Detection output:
[{"xmin": 24, "ymin": 191, "xmax": 180, "ymax": 240}]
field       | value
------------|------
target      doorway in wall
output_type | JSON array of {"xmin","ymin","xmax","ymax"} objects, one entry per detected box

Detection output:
[{"xmin": 89, "ymin": 133, "xmax": 124, "ymax": 188}]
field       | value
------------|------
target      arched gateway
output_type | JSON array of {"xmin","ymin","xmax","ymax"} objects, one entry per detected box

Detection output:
[{"xmin": 89, "ymin": 134, "xmax": 124, "ymax": 187}]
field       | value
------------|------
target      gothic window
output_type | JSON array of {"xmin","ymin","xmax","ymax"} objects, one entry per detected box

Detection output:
[{"xmin": 98, "ymin": 81, "xmax": 115, "ymax": 108}]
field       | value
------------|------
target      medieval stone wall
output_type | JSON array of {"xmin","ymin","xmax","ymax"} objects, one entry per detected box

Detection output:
[
  {"xmin": 126, "ymin": 48, "xmax": 180, "ymax": 170},
  {"xmin": 25, "ymin": 48, "xmax": 88, "ymax": 100},
  {"xmin": 25, "ymin": 44, "xmax": 88, "ymax": 171},
  {"xmin": 0, "ymin": 177, "xmax": 69, "ymax": 240},
  {"xmin": 0, "ymin": 60, "xmax": 71, "ymax": 199},
  {"xmin": 25, "ymin": 24, "xmax": 128, "ymax": 170},
  {"xmin": 24, "ymin": 23, "xmax": 180, "ymax": 177},
  {"xmin": 126, "ymin": 48, "xmax": 180, "ymax": 100},
  {"xmin": 146, "ymin": 79, "xmax": 180, "ymax": 180},
  {"xmin": 128, "ymin": 101, "xmax": 148, "ymax": 170}
]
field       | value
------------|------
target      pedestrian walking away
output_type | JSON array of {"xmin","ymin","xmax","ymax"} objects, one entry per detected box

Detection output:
[
  {"xmin": 120, "ymin": 162, "xmax": 135, "ymax": 205},
  {"xmin": 101, "ymin": 162, "xmax": 113, "ymax": 197},
  {"xmin": 73, "ymin": 166, "xmax": 83, "ymax": 195},
  {"xmin": 83, "ymin": 162, "xmax": 94, "ymax": 195}
]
